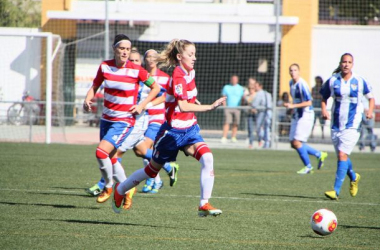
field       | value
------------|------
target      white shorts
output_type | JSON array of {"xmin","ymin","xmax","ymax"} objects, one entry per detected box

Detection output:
[
  {"xmin": 331, "ymin": 129, "xmax": 360, "ymax": 155},
  {"xmin": 119, "ymin": 112, "xmax": 149, "ymax": 152},
  {"xmin": 289, "ymin": 112, "xmax": 314, "ymax": 142}
]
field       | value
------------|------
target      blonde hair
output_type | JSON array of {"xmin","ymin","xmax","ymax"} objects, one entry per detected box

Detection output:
[{"xmin": 157, "ymin": 39, "xmax": 195, "ymax": 68}]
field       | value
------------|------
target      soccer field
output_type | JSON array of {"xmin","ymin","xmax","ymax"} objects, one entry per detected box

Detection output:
[{"xmin": 0, "ymin": 143, "xmax": 379, "ymax": 249}]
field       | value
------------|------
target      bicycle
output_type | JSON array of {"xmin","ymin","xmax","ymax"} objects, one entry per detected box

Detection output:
[{"xmin": 7, "ymin": 92, "xmax": 41, "ymax": 126}]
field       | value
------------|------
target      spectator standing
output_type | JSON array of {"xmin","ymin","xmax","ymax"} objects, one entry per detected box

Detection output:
[
  {"xmin": 251, "ymin": 81, "xmax": 272, "ymax": 148},
  {"xmin": 311, "ymin": 76, "xmax": 325, "ymax": 139},
  {"xmin": 221, "ymin": 75, "xmax": 244, "ymax": 143},
  {"xmin": 244, "ymin": 77, "xmax": 257, "ymax": 148},
  {"xmin": 358, "ymin": 97, "xmax": 377, "ymax": 152},
  {"xmin": 277, "ymin": 92, "xmax": 291, "ymax": 136}
]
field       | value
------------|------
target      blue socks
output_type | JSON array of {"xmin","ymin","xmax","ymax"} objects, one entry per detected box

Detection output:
[
  {"xmin": 162, "ymin": 162, "xmax": 172, "ymax": 173},
  {"xmin": 303, "ymin": 143, "xmax": 321, "ymax": 158},
  {"xmin": 334, "ymin": 160, "xmax": 349, "ymax": 195},
  {"xmin": 97, "ymin": 177, "xmax": 105, "ymax": 190},
  {"xmin": 347, "ymin": 158, "xmax": 356, "ymax": 181},
  {"xmin": 296, "ymin": 145, "xmax": 312, "ymax": 168},
  {"xmin": 144, "ymin": 149, "xmax": 153, "ymax": 160}
]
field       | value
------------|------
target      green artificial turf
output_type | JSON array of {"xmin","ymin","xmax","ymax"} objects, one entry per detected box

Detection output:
[{"xmin": 0, "ymin": 142, "xmax": 379, "ymax": 249}]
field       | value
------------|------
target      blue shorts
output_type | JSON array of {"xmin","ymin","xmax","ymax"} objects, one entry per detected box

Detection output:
[
  {"xmin": 144, "ymin": 123, "xmax": 162, "ymax": 141},
  {"xmin": 152, "ymin": 123, "xmax": 204, "ymax": 164},
  {"xmin": 99, "ymin": 119, "xmax": 134, "ymax": 149}
]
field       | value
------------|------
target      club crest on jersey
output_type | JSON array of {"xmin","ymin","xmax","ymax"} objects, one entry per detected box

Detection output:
[
  {"xmin": 175, "ymin": 84, "xmax": 183, "ymax": 95},
  {"xmin": 351, "ymin": 83, "xmax": 358, "ymax": 91}
]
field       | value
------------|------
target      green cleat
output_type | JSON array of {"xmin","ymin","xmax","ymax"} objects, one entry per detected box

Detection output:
[
  {"xmin": 85, "ymin": 184, "xmax": 102, "ymax": 196},
  {"xmin": 325, "ymin": 190, "xmax": 339, "ymax": 200},
  {"xmin": 350, "ymin": 173, "xmax": 360, "ymax": 197},
  {"xmin": 318, "ymin": 152, "xmax": 328, "ymax": 169},
  {"xmin": 198, "ymin": 203, "xmax": 222, "ymax": 217},
  {"xmin": 168, "ymin": 162, "xmax": 179, "ymax": 187},
  {"xmin": 297, "ymin": 166, "xmax": 314, "ymax": 174}
]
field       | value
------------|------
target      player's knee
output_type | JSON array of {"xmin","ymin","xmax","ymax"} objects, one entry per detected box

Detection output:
[
  {"xmin": 96, "ymin": 147, "xmax": 108, "ymax": 159},
  {"xmin": 133, "ymin": 147, "xmax": 144, "ymax": 158}
]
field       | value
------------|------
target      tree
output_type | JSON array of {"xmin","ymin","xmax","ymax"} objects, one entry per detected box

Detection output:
[{"xmin": 0, "ymin": 0, "xmax": 41, "ymax": 27}]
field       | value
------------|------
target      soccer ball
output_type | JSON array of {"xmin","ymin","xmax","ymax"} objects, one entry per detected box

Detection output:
[{"xmin": 310, "ymin": 209, "xmax": 338, "ymax": 236}]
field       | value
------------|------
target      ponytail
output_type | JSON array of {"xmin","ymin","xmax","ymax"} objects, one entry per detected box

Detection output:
[{"xmin": 157, "ymin": 39, "xmax": 195, "ymax": 68}]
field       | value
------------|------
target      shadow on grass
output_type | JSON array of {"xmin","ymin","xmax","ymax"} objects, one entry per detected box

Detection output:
[
  {"xmin": 232, "ymin": 169, "xmax": 287, "ymax": 173},
  {"xmin": 340, "ymin": 225, "xmax": 380, "ymax": 230},
  {"xmin": 0, "ymin": 201, "xmax": 100, "ymax": 210},
  {"xmin": 51, "ymin": 186, "xmax": 88, "ymax": 190},
  {"xmin": 42, "ymin": 218, "xmax": 206, "ymax": 230},
  {"xmin": 299, "ymin": 235, "xmax": 326, "ymax": 239},
  {"xmin": 37, "ymin": 191, "xmax": 93, "ymax": 198},
  {"xmin": 241, "ymin": 192, "xmax": 324, "ymax": 200}
]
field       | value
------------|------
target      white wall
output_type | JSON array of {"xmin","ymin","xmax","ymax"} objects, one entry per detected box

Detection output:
[
  {"xmin": 311, "ymin": 25, "xmax": 380, "ymax": 104},
  {"xmin": 0, "ymin": 28, "xmax": 41, "ymax": 102}
]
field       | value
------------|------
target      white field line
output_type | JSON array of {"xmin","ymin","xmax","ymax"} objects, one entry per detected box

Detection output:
[{"xmin": 0, "ymin": 188, "xmax": 380, "ymax": 207}]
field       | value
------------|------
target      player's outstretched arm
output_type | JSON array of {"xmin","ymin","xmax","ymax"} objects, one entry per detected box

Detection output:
[{"xmin": 178, "ymin": 97, "xmax": 226, "ymax": 113}]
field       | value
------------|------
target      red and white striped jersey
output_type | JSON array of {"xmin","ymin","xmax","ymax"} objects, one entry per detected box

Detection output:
[
  {"xmin": 147, "ymin": 69, "xmax": 169, "ymax": 125},
  {"xmin": 166, "ymin": 66, "xmax": 198, "ymax": 129},
  {"xmin": 93, "ymin": 59, "xmax": 151, "ymax": 126}
]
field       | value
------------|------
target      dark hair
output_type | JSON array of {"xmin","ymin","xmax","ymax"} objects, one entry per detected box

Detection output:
[
  {"xmin": 315, "ymin": 76, "xmax": 323, "ymax": 84},
  {"xmin": 281, "ymin": 92, "xmax": 289, "ymax": 102},
  {"xmin": 332, "ymin": 53, "xmax": 354, "ymax": 74},
  {"xmin": 113, "ymin": 34, "xmax": 131, "ymax": 48}
]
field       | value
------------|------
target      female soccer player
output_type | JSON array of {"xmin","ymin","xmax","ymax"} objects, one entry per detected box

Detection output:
[
  {"xmin": 320, "ymin": 53, "xmax": 375, "ymax": 200},
  {"xmin": 83, "ymin": 34, "xmax": 160, "ymax": 203},
  {"xmin": 284, "ymin": 64, "xmax": 328, "ymax": 174},
  {"xmin": 136, "ymin": 49, "xmax": 179, "ymax": 194},
  {"xmin": 112, "ymin": 39, "xmax": 226, "ymax": 217}
]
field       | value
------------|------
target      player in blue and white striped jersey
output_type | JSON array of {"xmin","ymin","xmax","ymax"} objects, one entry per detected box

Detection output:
[
  {"xmin": 284, "ymin": 64, "xmax": 328, "ymax": 174},
  {"xmin": 320, "ymin": 53, "xmax": 375, "ymax": 200}
]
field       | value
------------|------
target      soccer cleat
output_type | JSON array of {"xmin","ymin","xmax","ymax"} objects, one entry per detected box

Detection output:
[
  {"xmin": 141, "ymin": 178, "xmax": 154, "ymax": 193},
  {"xmin": 168, "ymin": 162, "xmax": 179, "ymax": 187},
  {"xmin": 150, "ymin": 181, "xmax": 163, "ymax": 194},
  {"xmin": 318, "ymin": 152, "xmax": 328, "ymax": 169},
  {"xmin": 85, "ymin": 184, "xmax": 102, "ymax": 196},
  {"xmin": 349, "ymin": 173, "xmax": 360, "ymax": 197},
  {"xmin": 123, "ymin": 187, "xmax": 136, "ymax": 210},
  {"xmin": 325, "ymin": 190, "xmax": 339, "ymax": 200},
  {"xmin": 198, "ymin": 203, "xmax": 222, "ymax": 217},
  {"xmin": 112, "ymin": 183, "xmax": 124, "ymax": 214},
  {"xmin": 296, "ymin": 166, "xmax": 314, "ymax": 174},
  {"xmin": 96, "ymin": 187, "xmax": 113, "ymax": 203}
]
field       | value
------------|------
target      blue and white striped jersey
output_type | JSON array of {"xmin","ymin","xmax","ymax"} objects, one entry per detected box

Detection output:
[
  {"xmin": 320, "ymin": 72, "xmax": 373, "ymax": 131},
  {"xmin": 289, "ymin": 77, "xmax": 313, "ymax": 119}
]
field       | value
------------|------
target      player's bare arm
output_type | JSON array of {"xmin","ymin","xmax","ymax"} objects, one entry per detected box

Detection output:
[{"xmin": 177, "ymin": 96, "xmax": 226, "ymax": 112}]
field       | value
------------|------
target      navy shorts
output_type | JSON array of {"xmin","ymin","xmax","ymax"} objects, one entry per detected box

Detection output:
[
  {"xmin": 152, "ymin": 123, "xmax": 204, "ymax": 164},
  {"xmin": 99, "ymin": 119, "xmax": 133, "ymax": 149}
]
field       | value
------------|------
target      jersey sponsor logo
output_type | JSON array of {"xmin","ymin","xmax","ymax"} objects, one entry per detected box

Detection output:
[{"xmin": 175, "ymin": 84, "xmax": 183, "ymax": 95}]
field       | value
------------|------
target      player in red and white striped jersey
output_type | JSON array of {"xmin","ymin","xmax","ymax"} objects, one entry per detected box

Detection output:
[
  {"xmin": 113, "ymin": 39, "xmax": 226, "ymax": 217},
  {"xmin": 83, "ymin": 34, "xmax": 160, "ymax": 203}
]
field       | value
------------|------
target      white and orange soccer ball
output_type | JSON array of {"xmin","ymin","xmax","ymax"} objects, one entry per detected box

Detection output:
[{"xmin": 310, "ymin": 209, "xmax": 338, "ymax": 236}]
